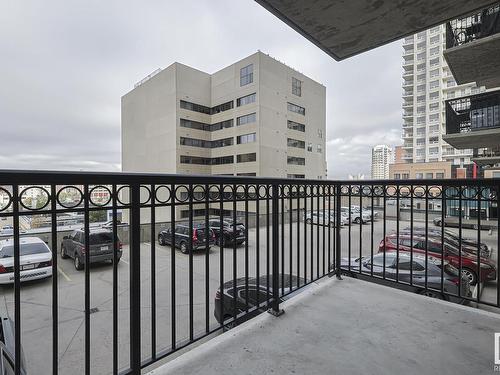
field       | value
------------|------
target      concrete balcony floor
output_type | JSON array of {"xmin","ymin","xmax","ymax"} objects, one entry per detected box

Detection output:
[{"xmin": 149, "ymin": 277, "xmax": 500, "ymax": 375}]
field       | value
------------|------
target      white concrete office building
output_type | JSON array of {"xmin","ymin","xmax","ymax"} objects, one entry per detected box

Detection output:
[
  {"xmin": 401, "ymin": 25, "xmax": 486, "ymax": 165},
  {"xmin": 122, "ymin": 51, "xmax": 327, "ymax": 180},
  {"xmin": 371, "ymin": 145, "xmax": 394, "ymax": 179}
]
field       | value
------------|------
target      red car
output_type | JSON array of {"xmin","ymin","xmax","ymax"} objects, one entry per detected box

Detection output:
[{"xmin": 379, "ymin": 233, "xmax": 496, "ymax": 285}]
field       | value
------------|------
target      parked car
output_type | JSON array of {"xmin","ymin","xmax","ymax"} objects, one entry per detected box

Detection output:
[
  {"xmin": 351, "ymin": 205, "xmax": 379, "ymax": 220},
  {"xmin": 0, "ymin": 316, "xmax": 27, "ymax": 374},
  {"xmin": 0, "ymin": 237, "xmax": 53, "ymax": 284},
  {"xmin": 158, "ymin": 224, "xmax": 215, "ymax": 254},
  {"xmin": 304, "ymin": 211, "xmax": 347, "ymax": 227},
  {"xmin": 61, "ymin": 229, "xmax": 122, "ymax": 270},
  {"xmin": 208, "ymin": 218, "xmax": 246, "ymax": 246},
  {"xmin": 433, "ymin": 216, "xmax": 496, "ymax": 230},
  {"xmin": 379, "ymin": 233, "xmax": 496, "ymax": 285},
  {"xmin": 214, "ymin": 274, "xmax": 306, "ymax": 329},
  {"xmin": 340, "ymin": 207, "xmax": 371, "ymax": 224},
  {"xmin": 400, "ymin": 227, "xmax": 490, "ymax": 258},
  {"xmin": 340, "ymin": 252, "xmax": 471, "ymax": 302}
]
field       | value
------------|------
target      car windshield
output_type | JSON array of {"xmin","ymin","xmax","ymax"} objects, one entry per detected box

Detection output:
[
  {"xmin": 0, "ymin": 243, "xmax": 50, "ymax": 258},
  {"xmin": 89, "ymin": 232, "xmax": 114, "ymax": 245}
]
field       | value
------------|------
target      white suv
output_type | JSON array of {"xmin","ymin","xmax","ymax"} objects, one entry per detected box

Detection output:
[{"xmin": 0, "ymin": 237, "xmax": 53, "ymax": 284}]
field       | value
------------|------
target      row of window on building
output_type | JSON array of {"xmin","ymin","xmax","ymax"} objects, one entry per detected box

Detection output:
[{"xmin": 393, "ymin": 172, "xmax": 445, "ymax": 179}]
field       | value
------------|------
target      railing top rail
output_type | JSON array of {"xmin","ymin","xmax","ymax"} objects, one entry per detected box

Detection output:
[{"xmin": 0, "ymin": 169, "xmax": 499, "ymax": 187}]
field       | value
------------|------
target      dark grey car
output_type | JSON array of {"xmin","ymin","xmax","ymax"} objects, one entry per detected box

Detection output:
[
  {"xmin": 61, "ymin": 229, "xmax": 122, "ymax": 270},
  {"xmin": 340, "ymin": 252, "xmax": 471, "ymax": 302}
]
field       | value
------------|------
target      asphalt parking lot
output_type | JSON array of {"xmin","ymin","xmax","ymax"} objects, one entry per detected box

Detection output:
[{"xmin": 0, "ymin": 218, "xmax": 497, "ymax": 374}]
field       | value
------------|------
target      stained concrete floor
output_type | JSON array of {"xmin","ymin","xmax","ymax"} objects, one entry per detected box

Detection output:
[{"xmin": 148, "ymin": 276, "xmax": 500, "ymax": 375}]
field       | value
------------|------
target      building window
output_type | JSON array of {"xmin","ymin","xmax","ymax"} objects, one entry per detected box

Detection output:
[
  {"xmin": 417, "ymin": 84, "xmax": 426, "ymax": 93},
  {"xmin": 292, "ymin": 77, "xmax": 302, "ymax": 97},
  {"xmin": 287, "ymin": 174, "xmax": 305, "ymax": 179},
  {"xmin": 237, "ymin": 93, "xmax": 256, "ymax": 107},
  {"xmin": 415, "ymin": 173, "xmax": 424, "ymax": 179},
  {"xmin": 429, "ymin": 102, "xmax": 439, "ymax": 111},
  {"xmin": 180, "ymin": 100, "xmax": 211, "ymax": 114},
  {"xmin": 307, "ymin": 143, "xmax": 313, "ymax": 152},
  {"xmin": 430, "ymin": 35, "xmax": 440, "ymax": 44},
  {"xmin": 429, "ymin": 147, "xmax": 439, "ymax": 154},
  {"xmin": 237, "ymin": 153, "xmax": 256, "ymax": 163},
  {"xmin": 429, "ymin": 136, "xmax": 439, "ymax": 144},
  {"xmin": 237, "ymin": 113, "xmax": 256, "ymax": 126},
  {"xmin": 237, "ymin": 172, "xmax": 256, "ymax": 176},
  {"xmin": 436, "ymin": 172, "xmax": 444, "ymax": 179},
  {"xmin": 429, "ymin": 113, "xmax": 439, "ymax": 122},
  {"xmin": 417, "ymin": 106, "xmax": 426, "ymax": 114},
  {"xmin": 287, "ymin": 156, "xmax": 305, "ymax": 165},
  {"xmin": 287, "ymin": 102, "xmax": 305, "ymax": 115},
  {"xmin": 425, "ymin": 173, "xmax": 433, "ymax": 179},
  {"xmin": 211, "ymin": 119, "xmax": 234, "ymax": 131},
  {"xmin": 180, "ymin": 155, "xmax": 234, "ymax": 165},
  {"xmin": 180, "ymin": 118, "xmax": 211, "ymax": 131},
  {"xmin": 416, "ymin": 138, "xmax": 425, "ymax": 146},
  {"xmin": 417, "ymin": 116, "xmax": 426, "ymax": 124},
  {"xmin": 211, "ymin": 100, "xmax": 233, "ymax": 114},
  {"xmin": 430, "ymin": 46, "xmax": 440, "ymax": 56},
  {"xmin": 430, "ymin": 68, "xmax": 439, "ymax": 78},
  {"xmin": 211, "ymin": 137, "xmax": 234, "ymax": 148},
  {"xmin": 317, "ymin": 144, "xmax": 322, "ymax": 153},
  {"xmin": 237, "ymin": 133, "xmax": 256, "ymax": 144},
  {"xmin": 416, "ymin": 52, "xmax": 426, "ymax": 61},
  {"xmin": 394, "ymin": 173, "xmax": 401, "ymax": 179},
  {"xmin": 430, "ymin": 57, "xmax": 440, "ymax": 67},
  {"xmin": 287, "ymin": 138, "xmax": 305, "ymax": 149},
  {"xmin": 429, "ymin": 80, "xmax": 439, "ymax": 89},
  {"xmin": 240, "ymin": 64, "xmax": 253, "ymax": 86},
  {"xmin": 287, "ymin": 120, "xmax": 305, "ymax": 132},
  {"xmin": 429, "ymin": 91, "xmax": 439, "ymax": 100}
]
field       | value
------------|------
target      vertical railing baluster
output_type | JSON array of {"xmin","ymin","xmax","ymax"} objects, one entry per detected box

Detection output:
[
  {"xmin": 335, "ymin": 184, "xmax": 342, "ymax": 279},
  {"xmin": 150, "ymin": 184, "xmax": 156, "ymax": 360},
  {"xmin": 83, "ymin": 184, "xmax": 90, "ymax": 375},
  {"xmin": 205, "ymin": 184, "xmax": 210, "ymax": 333},
  {"xmin": 50, "ymin": 184, "xmax": 58, "ymax": 375},
  {"xmin": 269, "ymin": 183, "xmax": 283, "ymax": 316},
  {"xmin": 170, "ymin": 184, "xmax": 176, "ymax": 350},
  {"xmin": 477, "ymin": 187, "xmax": 481, "ymax": 304},
  {"xmin": 112, "ymin": 184, "xmax": 118, "ymax": 375},
  {"xmin": 12, "ymin": 184, "xmax": 21, "ymax": 375},
  {"xmin": 188, "ymin": 184, "xmax": 194, "ymax": 341},
  {"xmin": 129, "ymin": 183, "xmax": 141, "ymax": 374},
  {"xmin": 232, "ymin": 184, "xmax": 237, "ymax": 323}
]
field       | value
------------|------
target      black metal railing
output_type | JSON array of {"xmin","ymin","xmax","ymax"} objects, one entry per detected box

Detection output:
[
  {"xmin": 446, "ymin": 3, "xmax": 500, "ymax": 48},
  {"xmin": 445, "ymin": 90, "xmax": 500, "ymax": 134},
  {"xmin": 0, "ymin": 170, "xmax": 499, "ymax": 375}
]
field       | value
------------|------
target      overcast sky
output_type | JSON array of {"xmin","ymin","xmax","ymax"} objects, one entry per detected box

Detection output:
[{"xmin": 0, "ymin": 0, "xmax": 403, "ymax": 179}]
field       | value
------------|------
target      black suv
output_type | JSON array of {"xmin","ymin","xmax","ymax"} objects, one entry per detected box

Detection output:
[
  {"xmin": 214, "ymin": 274, "xmax": 305, "ymax": 329},
  {"xmin": 61, "ymin": 229, "xmax": 122, "ymax": 270},
  {"xmin": 158, "ymin": 224, "xmax": 215, "ymax": 254},
  {"xmin": 1, "ymin": 316, "xmax": 26, "ymax": 374},
  {"xmin": 208, "ymin": 218, "xmax": 246, "ymax": 246}
]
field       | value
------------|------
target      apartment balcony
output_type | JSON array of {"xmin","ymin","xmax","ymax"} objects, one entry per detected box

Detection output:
[
  {"xmin": 444, "ymin": 3, "xmax": 500, "ymax": 88},
  {"xmin": 402, "ymin": 89, "xmax": 414, "ymax": 97},
  {"xmin": 402, "ymin": 142, "xmax": 413, "ymax": 149},
  {"xmin": 402, "ymin": 80, "xmax": 414, "ymax": 87},
  {"xmin": 401, "ymin": 152, "xmax": 413, "ymax": 159},
  {"xmin": 402, "ymin": 101, "xmax": 413, "ymax": 109},
  {"xmin": 443, "ymin": 90, "xmax": 500, "ymax": 149},
  {"xmin": 402, "ymin": 110, "xmax": 414, "ymax": 118},
  {"xmin": 1, "ymin": 170, "xmax": 499, "ymax": 375},
  {"xmin": 402, "ymin": 131, "xmax": 413, "ymax": 139},
  {"xmin": 472, "ymin": 147, "xmax": 500, "ymax": 166}
]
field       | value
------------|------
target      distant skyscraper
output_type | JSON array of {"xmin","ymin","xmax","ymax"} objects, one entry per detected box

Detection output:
[
  {"xmin": 371, "ymin": 145, "xmax": 394, "ymax": 179},
  {"xmin": 401, "ymin": 25, "xmax": 485, "ymax": 165}
]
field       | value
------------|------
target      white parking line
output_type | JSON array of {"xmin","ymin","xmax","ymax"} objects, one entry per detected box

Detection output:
[{"xmin": 57, "ymin": 266, "xmax": 71, "ymax": 282}]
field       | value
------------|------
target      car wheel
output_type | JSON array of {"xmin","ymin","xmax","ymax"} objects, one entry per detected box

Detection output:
[
  {"xmin": 461, "ymin": 268, "xmax": 477, "ymax": 285},
  {"xmin": 158, "ymin": 234, "xmax": 165, "ymax": 246},
  {"xmin": 354, "ymin": 217, "xmax": 361, "ymax": 224},
  {"xmin": 434, "ymin": 219, "xmax": 442, "ymax": 227},
  {"xmin": 74, "ymin": 254, "xmax": 84, "ymax": 270},
  {"xmin": 60, "ymin": 246, "xmax": 68, "ymax": 259},
  {"xmin": 418, "ymin": 290, "xmax": 444, "ymax": 299},
  {"xmin": 180, "ymin": 242, "xmax": 189, "ymax": 254}
]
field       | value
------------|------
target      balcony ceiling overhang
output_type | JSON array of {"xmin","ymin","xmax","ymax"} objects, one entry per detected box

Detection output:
[
  {"xmin": 443, "ymin": 128, "xmax": 500, "ymax": 149},
  {"xmin": 444, "ymin": 33, "xmax": 500, "ymax": 89},
  {"xmin": 255, "ymin": 0, "xmax": 498, "ymax": 60}
]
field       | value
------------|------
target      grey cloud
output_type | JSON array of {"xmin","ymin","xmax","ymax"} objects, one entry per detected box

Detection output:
[{"xmin": 0, "ymin": 0, "xmax": 402, "ymax": 178}]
